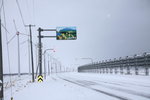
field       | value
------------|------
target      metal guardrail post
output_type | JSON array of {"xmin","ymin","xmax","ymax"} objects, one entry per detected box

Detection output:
[{"xmin": 144, "ymin": 53, "xmax": 149, "ymax": 76}]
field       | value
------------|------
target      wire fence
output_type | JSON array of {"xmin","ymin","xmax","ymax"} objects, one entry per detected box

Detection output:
[{"xmin": 78, "ymin": 53, "xmax": 150, "ymax": 76}]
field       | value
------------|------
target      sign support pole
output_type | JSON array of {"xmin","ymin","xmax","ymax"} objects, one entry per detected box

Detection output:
[
  {"xmin": 37, "ymin": 28, "xmax": 56, "ymax": 80},
  {"xmin": 38, "ymin": 28, "xmax": 43, "ymax": 76}
]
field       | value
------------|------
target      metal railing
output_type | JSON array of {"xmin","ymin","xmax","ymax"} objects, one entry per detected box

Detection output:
[{"xmin": 78, "ymin": 53, "xmax": 150, "ymax": 75}]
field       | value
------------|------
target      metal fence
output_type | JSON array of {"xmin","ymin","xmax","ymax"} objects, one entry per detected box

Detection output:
[{"xmin": 78, "ymin": 53, "xmax": 150, "ymax": 75}]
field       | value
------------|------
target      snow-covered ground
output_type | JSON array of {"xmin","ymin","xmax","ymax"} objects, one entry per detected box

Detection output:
[
  {"xmin": 4, "ymin": 75, "xmax": 32, "ymax": 100},
  {"xmin": 4, "ymin": 73, "xmax": 150, "ymax": 100}
]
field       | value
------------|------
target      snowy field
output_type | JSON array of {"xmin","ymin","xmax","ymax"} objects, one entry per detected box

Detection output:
[{"xmin": 4, "ymin": 73, "xmax": 150, "ymax": 100}]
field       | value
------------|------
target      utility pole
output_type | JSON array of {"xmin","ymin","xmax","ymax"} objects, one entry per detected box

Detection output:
[
  {"xmin": 28, "ymin": 37, "xmax": 31, "ymax": 75},
  {"xmin": 0, "ymin": 19, "xmax": 4, "ymax": 100},
  {"xmin": 25, "ymin": 24, "xmax": 35, "ymax": 82},
  {"xmin": 16, "ymin": 31, "xmax": 21, "ymax": 77}
]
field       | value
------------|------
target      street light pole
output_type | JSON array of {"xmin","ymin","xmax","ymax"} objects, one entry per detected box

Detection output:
[
  {"xmin": 59, "ymin": 62, "xmax": 62, "ymax": 73},
  {"xmin": 44, "ymin": 49, "xmax": 54, "ymax": 79},
  {"xmin": 48, "ymin": 55, "xmax": 50, "ymax": 75},
  {"xmin": 52, "ymin": 58, "xmax": 58, "ymax": 73},
  {"xmin": 47, "ymin": 54, "xmax": 53, "ymax": 75},
  {"xmin": 16, "ymin": 32, "xmax": 21, "ymax": 77}
]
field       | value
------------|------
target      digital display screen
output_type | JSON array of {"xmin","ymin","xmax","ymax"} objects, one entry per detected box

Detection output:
[{"xmin": 56, "ymin": 27, "xmax": 77, "ymax": 40}]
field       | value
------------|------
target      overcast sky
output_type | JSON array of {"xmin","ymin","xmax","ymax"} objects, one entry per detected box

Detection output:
[{"xmin": 1, "ymin": 0, "xmax": 150, "ymax": 73}]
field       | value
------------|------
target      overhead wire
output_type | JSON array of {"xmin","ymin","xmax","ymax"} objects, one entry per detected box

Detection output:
[
  {"xmin": 2, "ymin": 23, "xmax": 29, "ymax": 44},
  {"xmin": 25, "ymin": 0, "xmax": 37, "ymax": 77},
  {"xmin": 1, "ymin": 22, "xmax": 16, "ymax": 45},
  {"xmin": 2, "ymin": 1, "xmax": 32, "ymax": 97},
  {"xmin": 25, "ymin": 0, "xmax": 32, "ymax": 24},
  {"xmin": 16, "ymin": 0, "xmax": 32, "ymax": 76},
  {"xmin": 20, "ymin": 33, "xmax": 29, "ymax": 36},
  {"xmin": 1, "ymin": 2, "xmax": 33, "ymax": 99},
  {"xmin": 32, "ymin": 0, "xmax": 36, "ymax": 25},
  {"xmin": 0, "ymin": 0, "xmax": 3, "ymax": 17},
  {"xmin": 13, "ymin": 20, "xmax": 18, "ymax": 32},
  {"xmin": 20, "ymin": 39, "xmax": 28, "ymax": 45},
  {"xmin": 7, "ymin": 34, "xmax": 16, "ymax": 44},
  {"xmin": 13, "ymin": 18, "xmax": 36, "ymax": 79},
  {"xmin": 16, "ymin": 0, "xmax": 25, "ymax": 26},
  {"xmin": 1, "ymin": 24, "xmax": 11, "ymax": 34},
  {"xmin": 2, "ymin": 0, "xmax": 13, "ymax": 98}
]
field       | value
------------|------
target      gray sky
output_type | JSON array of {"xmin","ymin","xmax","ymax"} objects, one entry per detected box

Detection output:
[{"xmin": 1, "ymin": 0, "xmax": 150, "ymax": 73}]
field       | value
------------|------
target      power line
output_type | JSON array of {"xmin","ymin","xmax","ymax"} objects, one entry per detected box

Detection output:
[
  {"xmin": 16, "ymin": 0, "xmax": 34, "ymax": 78},
  {"xmin": 16, "ymin": 0, "xmax": 25, "ymax": 26},
  {"xmin": 2, "ymin": 20, "xmax": 16, "ymax": 44},
  {"xmin": 0, "ymin": 0, "xmax": 3, "ymax": 17},
  {"xmin": 13, "ymin": 20, "xmax": 18, "ymax": 32},
  {"xmin": 2, "ymin": 0, "xmax": 13, "ymax": 99},
  {"xmin": 25, "ymin": 0, "xmax": 32, "ymax": 24},
  {"xmin": 1, "ymin": 24, "xmax": 11, "ymax": 34},
  {"xmin": 2, "ymin": 23, "xmax": 29, "ymax": 44},
  {"xmin": 32, "ymin": 0, "xmax": 36, "ymax": 25},
  {"xmin": 20, "ymin": 32, "xmax": 29, "ymax": 36},
  {"xmin": 1, "ymin": 22, "xmax": 17, "ymax": 44},
  {"xmin": 6, "ymin": 20, "xmax": 29, "ymax": 45},
  {"xmin": 2, "ymin": 1, "xmax": 9, "ymax": 35},
  {"xmin": 20, "ymin": 39, "xmax": 28, "ymax": 45},
  {"xmin": 16, "ymin": 0, "xmax": 29, "ymax": 41},
  {"xmin": 20, "ymin": 39, "xmax": 37, "ymax": 47},
  {"xmin": 20, "ymin": 39, "xmax": 38, "ymax": 46},
  {"xmin": 7, "ymin": 34, "xmax": 16, "ymax": 44}
]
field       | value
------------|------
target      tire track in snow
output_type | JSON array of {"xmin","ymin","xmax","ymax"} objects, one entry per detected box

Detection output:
[
  {"xmin": 78, "ymin": 80, "xmax": 150, "ymax": 99},
  {"xmin": 59, "ymin": 75, "xmax": 150, "ymax": 100},
  {"xmin": 58, "ymin": 76, "xmax": 130, "ymax": 100},
  {"xmin": 51, "ymin": 77, "xmax": 57, "ymax": 81},
  {"xmin": 96, "ymin": 80, "xmax": 150, "ymax": 88}
]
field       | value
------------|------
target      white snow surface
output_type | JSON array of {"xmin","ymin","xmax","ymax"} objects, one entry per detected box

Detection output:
[{"xmin": 4, "ymin": 73, "xmax": 150, "ymax": 100}]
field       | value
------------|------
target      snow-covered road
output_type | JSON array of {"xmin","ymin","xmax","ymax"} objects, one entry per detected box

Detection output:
[
  {"xmin": 4, "ymin": 73, "xmax": 150, "ymax": 100},
  {"xmin": 58, "ymin": 73, "xmax": 150, "ymax": 100}
]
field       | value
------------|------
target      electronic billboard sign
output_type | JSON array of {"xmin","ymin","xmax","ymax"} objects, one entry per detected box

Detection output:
[{"xmin": 56, "ymin": 27, "xmax": 77, "ymax": 40}]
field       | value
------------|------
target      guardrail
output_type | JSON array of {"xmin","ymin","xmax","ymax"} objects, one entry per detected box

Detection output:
[
  {"xmin": 3, "ymin": 73, "xmax": 29, "ymax": 76},
  {"xmin": 78, "ymin": 53, "xmax": 150, "ymax": 75}
]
